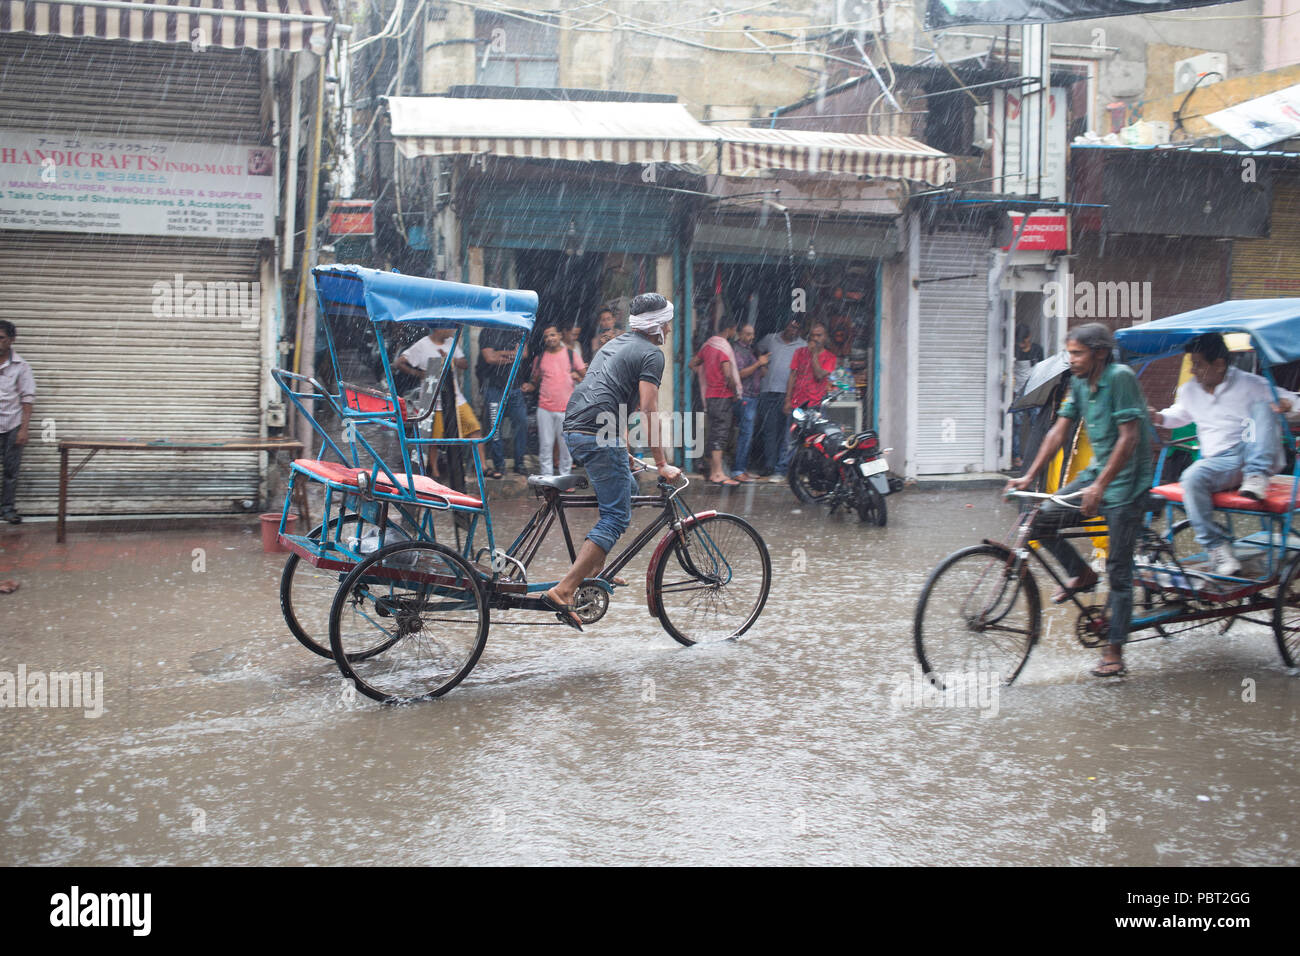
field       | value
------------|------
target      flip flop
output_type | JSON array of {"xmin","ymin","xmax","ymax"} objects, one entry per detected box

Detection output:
[
  {"xmin": 1091, "ymin": 658, "xmax": 1127, "ymax": 678},
  {"xmin": 486, "ymin": 470, "xmax": 505, "ymax": 480},
  {"xmin": 540, "ymin": 591, "xmax": 583, "ymax": 631},
  {"xmin": 0, "ymin": 580, "xmax": 18, "ymax": 594},
  {"xmin": 709, "ymin": 478, "xmax": 740, "ymax": 487},
  {"xmin": 1052, "ymin": 573, "xmax": 1099, "ymax": 605}
]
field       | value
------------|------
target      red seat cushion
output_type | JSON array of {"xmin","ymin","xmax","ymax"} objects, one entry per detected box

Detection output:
[
  {"xmin": 292, "ymin": 459, "xmax": 482, "ymax": 508},
  {"xmin": 1151, "ymin": 478, "xmax": 1300, "ymax": 514},
  {"xmin": 293, "ymin": 459, "xmax": 365, "ymax": 485},
  {"xmin": 343, "ymin": 389, "xmax": 411, "ymax": 418},
  {"xmin": 374, "ymin": 472, "xmax": 483, "ymax": 509}
]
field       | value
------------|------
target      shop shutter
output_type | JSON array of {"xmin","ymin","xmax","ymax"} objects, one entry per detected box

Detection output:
[
  {"xmin": 1232, "ymin": 181, "xmax": 1300, "ymax": 299},
  {"xmin": 0, "ymin": 33, "xmax": 265, "ymax": 141},
  {"xmin": 0, "ymin": 232, "xmax": 264, "ymax": 516},
  {"xmin": 915, "ymin": 229, "xmax": 990, "ymax": 474}
]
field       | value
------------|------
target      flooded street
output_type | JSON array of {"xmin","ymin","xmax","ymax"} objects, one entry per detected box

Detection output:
[{"xmin": 2, "ymin": 486, "xmax": 1296, "ymax": 866}]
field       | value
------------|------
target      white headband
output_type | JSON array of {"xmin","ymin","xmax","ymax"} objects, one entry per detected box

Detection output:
[{"xmin": 629, "ymin": 303, "xmax": 674, "ymax": 333}]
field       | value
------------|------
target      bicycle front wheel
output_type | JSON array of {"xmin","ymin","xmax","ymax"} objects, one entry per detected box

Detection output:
[
  {"xmin": 329, "ymin": 541, "xmax": 489, "ymax": 703},
  {"xmin": 652, "ymin": 513, "xmax": 771, "ymax": 646},
  {"xmin": 914, "ymin": 544, "xmax": 1041, "ymax": 687}
]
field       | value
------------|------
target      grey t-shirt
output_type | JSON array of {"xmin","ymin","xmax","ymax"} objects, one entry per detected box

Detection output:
[
  {"xmin": 757, "ymin": 332, "xmax": 806, "ymax": 393},
  {"xmin": 565, "ymin": 331, "xmax": 665, "ymax": 433}
]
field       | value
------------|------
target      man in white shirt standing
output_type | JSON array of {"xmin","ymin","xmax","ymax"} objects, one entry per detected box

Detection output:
[
  {"xmin": 0, "ymin": 321, "xmax": 35, "ymax": 524},
  {"xmin": 394, "ymin": 328, "xmax": 485, "ymax": 479},
  {"xmin": 1150, "ymin": 333, "xmax": 1297, "ymax": 574}
]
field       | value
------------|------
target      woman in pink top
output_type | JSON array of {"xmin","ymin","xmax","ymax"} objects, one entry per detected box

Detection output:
[{"xmin": 524, "ymin": 325, "xmax": 586, "ymax": 476}]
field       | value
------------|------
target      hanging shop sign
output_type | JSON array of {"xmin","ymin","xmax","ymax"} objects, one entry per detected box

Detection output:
[
  {"xmin": 992, "ymin": 88, "xmax": 1068, "ymax": 200},
  {"xmin": 926, "ymin": 0, "xmax": 1226, "ymax": 28},
  {"xmin": 1002, "ymin": 212, "xmax": 1070, "ymax": 252},
  {"xmin": 0, "ymin": 130, "xmax": 275, "ymax": 239},
  {"xmin": 328, "ymin": 200, "xmax": 376, "ymax": 236}
]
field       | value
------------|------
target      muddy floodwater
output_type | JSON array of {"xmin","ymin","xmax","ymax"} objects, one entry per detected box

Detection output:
[{"xmin": 2, "ymin": 486, "xmax": 1296, "ymax": 865}]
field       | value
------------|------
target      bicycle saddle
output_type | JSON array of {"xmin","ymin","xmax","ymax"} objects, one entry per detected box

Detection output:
[{"xmin": 527, "ymin": 474, "xmax": 589, "ymax": 492}]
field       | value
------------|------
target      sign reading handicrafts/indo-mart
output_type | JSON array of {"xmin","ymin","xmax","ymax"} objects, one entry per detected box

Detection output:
[
  {"xmin": 925, "ymin": 0, "xmax": 1229, "ymax": 28},
  {"xmin": 0, "ymin": 130, "xmax": 276, "ymax": 240}
]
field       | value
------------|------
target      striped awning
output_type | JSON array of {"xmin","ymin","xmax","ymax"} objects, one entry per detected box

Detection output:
[
  {"xmin": 714, "ymin": 127, "xmax": 955, "ymax": 186},
  {"xmin": 0, "ymin": 0, "xmax": 333, "ymax": 53},
  {"xmin": 388, "ymin": 97, "xmax": 720, "ymax": 168}
]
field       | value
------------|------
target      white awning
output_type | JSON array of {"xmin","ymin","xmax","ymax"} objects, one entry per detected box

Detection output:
[
  {"xmin": 387, "ymin": 97, "xmax": 719, "ymax": 168},
  {"xmin": 0, "ymin": 0, "xmax": 333, "ymax": 53},
  {"xmin": 387, "ymin": 97, "xmax": 956, "ymax": 186},
  {"xmin": 713, "ymin": 127, "xmax": 955, "ymax": 185}
]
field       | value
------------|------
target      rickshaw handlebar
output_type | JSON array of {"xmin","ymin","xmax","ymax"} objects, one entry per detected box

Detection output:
[{"xmin": 1006, "ymin": 489, "xmax": 1084, "ymax": 509}]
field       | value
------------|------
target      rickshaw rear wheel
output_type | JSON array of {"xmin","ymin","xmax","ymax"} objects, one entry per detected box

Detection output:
[
  {"xmin": 329, "ymin": 540, "xmax": 489, "ymax": 703},
  {"xmin": 281, "ymin": 515, "xmax": 410, "ymax": 660},
  {"xmin": 1272, "ymin": 555, "xmax": 1300, "ymax": 669}
]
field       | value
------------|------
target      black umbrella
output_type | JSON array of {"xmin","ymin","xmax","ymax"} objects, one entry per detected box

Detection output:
[{"xmin": 1010, "ymin": 350, "xmax": 1071, "ymax": 411}]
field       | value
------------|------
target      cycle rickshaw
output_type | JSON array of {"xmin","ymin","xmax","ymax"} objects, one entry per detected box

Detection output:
[
  {"xmin": 914, "ymin": 300, "xmax": 1300, "ymax": 685},
  {"xmin": 271, "ymin": 265, "xmax": 771, "ymax": 702}
]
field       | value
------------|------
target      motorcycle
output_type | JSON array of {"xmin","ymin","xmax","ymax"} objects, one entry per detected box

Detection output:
[{"xmin": 787, "ymin": 393, "xmax": 894, "ymax": 526}]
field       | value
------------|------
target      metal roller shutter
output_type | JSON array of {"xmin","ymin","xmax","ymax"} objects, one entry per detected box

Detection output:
[
  {"xmin": 916, "ymin": 229, "xmax": 990, "ymax": 474},
  {"xmin": 1232, "ymin": 181, "xmax": 1300, "ymax": 299},
  {"xmin": 0, "ymin": 232, "xmax": 263, "ymax": 515},
  {"xmin": 0, "ymin": 33, "xmax": 265, "ymax": 141}
]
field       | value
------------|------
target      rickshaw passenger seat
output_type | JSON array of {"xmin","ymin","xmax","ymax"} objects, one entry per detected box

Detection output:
[
  {"xmin": 291, "ymin": 459, "xmax": 482, "ymax": 508},
  {"xmin": 1151, "ymin": 478, "xmax": 1299, "ymax": 514}
]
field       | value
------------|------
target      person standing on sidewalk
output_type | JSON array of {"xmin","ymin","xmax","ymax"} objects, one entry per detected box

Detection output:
[
  {"xmin": 754, "ymin": 317, "xmax": 805, "ymax": 482},
  {"xmin": 523, "ymin": 325, "xmax": 585, "ymax": 476},
  {"xmin": 0, "ymin": 321, "xmax": 34, "ymax": 524},
  {"xmin": 690, "ymin": 315, "xmax": 744, "ymax": 486},
  {"xmin": 730, "ymin": 323, "xmax": 767, "ymax": 482},
  {"xmin": 477, "ymin": 326, "xmax": 530, "ymax": 478},
  {"xmin": 542, "ymin": 293, "xmax": 682, "ymax": 630}
]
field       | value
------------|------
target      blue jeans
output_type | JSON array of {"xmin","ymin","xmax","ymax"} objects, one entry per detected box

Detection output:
[
  {"xmin": 483, "ymin": 384, "xmax": 527, "ymax": 471},
  {"xmin": 565, "ymin": 432, "xmax": 639, "ymax": 554},
  {"xmin": 1031, "ymin": 475, "xmax": 1143, "ymax": 646},
  {"xmin": 754, "ymin": 392, "xmax": 790, "ymax": 474},
  {"xmin": 731, "ymin": 396, "xmax": 758, "ymax": 476},
  {"xmin": 1181, "ymin": 400, "xmax": 1282, "ymax": 547}
]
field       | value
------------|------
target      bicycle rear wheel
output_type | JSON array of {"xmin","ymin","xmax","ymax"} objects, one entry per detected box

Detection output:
[
  {"xmin": 651, "ymin": 513, "xmax": 771, "ymax": 646},
  {"xmin": 914, "ymin": 544, "xmax": 1041, "ymax": 687},
  {"xmin": 1274, "ymin": 555, "xmax": 1300, "ymax": 668},
  {"xmin": 329, "ymin": 541, "xmax": 489, "ymax": 703}
]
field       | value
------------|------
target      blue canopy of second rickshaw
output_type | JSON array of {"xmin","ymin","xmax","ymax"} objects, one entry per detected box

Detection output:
[
  {"xmin": 1115, "ymin": 299, "xmax": 1300, "ymax": 367},
  {"xmin": 313, "ymin": 264, "xmax": 537, "ymax": 332}
]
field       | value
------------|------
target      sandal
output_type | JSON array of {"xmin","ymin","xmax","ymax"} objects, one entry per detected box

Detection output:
[
  {"xmin": 1091, "ymin": 656, "xmax": 1127, "ymax": 678},
  {"xmin": 486, "ymin": 470, "xmax": 505, "ymax": 480},
  {"xmin": 1052, "ymin": 570, "xmax": 1099, "ymax": 604},
  {"xmin": 540, "ymin": 591, "xmax": 583, "ymax": 631},
  {"xmin": 709, "ymin": 478, "xmax": 740, "ymax": 487}
]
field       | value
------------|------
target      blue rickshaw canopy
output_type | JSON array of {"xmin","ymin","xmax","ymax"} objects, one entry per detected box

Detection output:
[
  {"xmin": 313, "ymin": 264, "xmax": 537, "ymax": 332},
  {"xmin": 1116, "ymin": 299, "xmax": 1300, "ymax": 367}
]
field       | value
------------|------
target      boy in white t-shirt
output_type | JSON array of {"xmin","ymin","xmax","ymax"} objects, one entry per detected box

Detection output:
[{"xmin": 394, "ymin": 329, "xmax": 485, "ymax": 478}]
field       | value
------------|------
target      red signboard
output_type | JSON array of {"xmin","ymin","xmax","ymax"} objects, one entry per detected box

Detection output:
[
  {"xmin": 1002, "ymin": 213, "xmax": 1070, "ymax": 253},
  {"xmin": 328, "ymin": 200, "xmax": 375, "ymax": 236}
]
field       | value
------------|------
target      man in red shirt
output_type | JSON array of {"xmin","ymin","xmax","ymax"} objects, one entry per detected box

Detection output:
[
  {"xmin": 690, "ymin": 316, "xmax": 744, "ymax": 485},
  {"xmin": 785, "ymin": 323, "xmax": 837, "ymax": 415}
]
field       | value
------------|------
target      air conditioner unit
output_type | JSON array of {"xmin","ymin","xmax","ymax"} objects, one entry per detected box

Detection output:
[{"xmin": 1173, "ymin": 52, "xmax": 1227, "ymax": 94}]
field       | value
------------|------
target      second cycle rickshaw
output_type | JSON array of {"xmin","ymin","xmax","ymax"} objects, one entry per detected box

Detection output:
[
  {"xmin": 913, "ymin": 300, "xmax": 1300, "ymax": 686},
  {"xmin": 271, "ymin": 265, "xmax": 771, "ymax": 702}
]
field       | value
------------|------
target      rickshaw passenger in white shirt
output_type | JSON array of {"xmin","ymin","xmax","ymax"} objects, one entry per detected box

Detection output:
[{"xmin": 1150, "ymin": 332, "xmax": 1298, "ymax": 575}]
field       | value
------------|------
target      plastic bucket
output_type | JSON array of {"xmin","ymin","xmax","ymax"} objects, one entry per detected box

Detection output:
[{"xmin": 260, "ymin": 512, "xmax": 298, "ymax": 553}]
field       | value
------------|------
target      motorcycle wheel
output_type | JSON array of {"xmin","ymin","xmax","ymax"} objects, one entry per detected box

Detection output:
[
  {"xmin": 855, "ymin": 476, "xmax": 887, "ymax": 526},
  {"xmin": 788, "ymin": 448, "xmax": 832, "ymax": 504}
]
